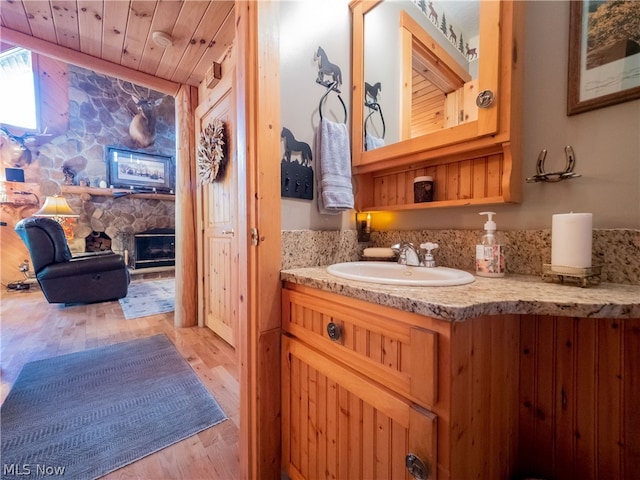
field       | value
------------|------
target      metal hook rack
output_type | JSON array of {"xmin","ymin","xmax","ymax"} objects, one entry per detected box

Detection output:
[
  {"xmin": 318, "ymin": 80, "xmax": 347, "ymax": 123},
  {"xmin": 526, "ymin": 145, "xmax": 581, "ymax": 183},
  {"xmin": 316, "ymin": 78, "xmax": 341, "ymax": 94}
]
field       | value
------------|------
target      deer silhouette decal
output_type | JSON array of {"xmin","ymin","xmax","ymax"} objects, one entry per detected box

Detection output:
[
  {"xmin": 117, "ymin": 79, "xmax": 163, "ymax": 148},
  {"xmin": 466, "ymin": 43, "xmax": 478, "ymax": 60}
]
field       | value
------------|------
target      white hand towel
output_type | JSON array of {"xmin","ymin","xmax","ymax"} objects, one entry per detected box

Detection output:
[
  {"xmin": 316, "ymin": 118, "xmax": 354, "ymax": 214},
  {"xmin": 365, "ymin": 132, "xmax": 385, "ymax": 151}
]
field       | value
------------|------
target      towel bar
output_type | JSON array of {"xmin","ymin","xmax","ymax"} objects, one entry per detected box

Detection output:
[{"xmin": 318, "ymin": 81, "xmax": 347, "ymax": 124}]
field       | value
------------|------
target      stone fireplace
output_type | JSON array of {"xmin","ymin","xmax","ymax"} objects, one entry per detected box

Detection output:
[{"xmin": 65, "ymin": 193, "xmax": 175, "ymax": 266}]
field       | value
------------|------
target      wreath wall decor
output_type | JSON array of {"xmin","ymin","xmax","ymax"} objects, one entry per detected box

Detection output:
[{"xmin": 198, "ymin": 119, "xmax": 227, "ymax": 183}]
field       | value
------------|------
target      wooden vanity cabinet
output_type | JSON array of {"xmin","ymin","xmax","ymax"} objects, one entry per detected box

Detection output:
[{"xmin": 281, "ymin": 283, "xmax": 520, "ymax": 479}]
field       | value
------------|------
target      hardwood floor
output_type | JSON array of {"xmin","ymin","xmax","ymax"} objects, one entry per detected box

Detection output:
[{"xmin": 0, "ymin": 282, "xmax": 240, "ymax": 480}]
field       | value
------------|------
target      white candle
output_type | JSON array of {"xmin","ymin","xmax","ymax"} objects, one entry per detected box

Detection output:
[{"xmin": 551, "ymin": 213, "xmax": 593, "ymax": 269}]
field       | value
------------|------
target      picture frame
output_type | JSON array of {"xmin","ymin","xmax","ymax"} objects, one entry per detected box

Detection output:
[
  {"xmin": 567, "ymin": 1, "xmax": 640, "ymax": 115},
  {"xmin": 106, "ymin": 146, "xmax": 173, "ymax": 193}
]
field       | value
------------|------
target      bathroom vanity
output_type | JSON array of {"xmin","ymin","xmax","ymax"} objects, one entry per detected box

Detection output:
[{"xmin": 280, "ymin": 267, "xmax": 640, "ymax": 479}]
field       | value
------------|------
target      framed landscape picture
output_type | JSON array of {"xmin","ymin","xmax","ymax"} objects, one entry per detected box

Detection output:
[
  {"xmin": 567, "ymin": 0, "xmax": 640, "ymax": 115},
  {"xmin": 106, "ymin": 146, "xmax": 173, "ymax": 193}
]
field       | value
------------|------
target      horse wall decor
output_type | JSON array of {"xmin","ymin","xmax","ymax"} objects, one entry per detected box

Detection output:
[
  {"xmin": 365, "ymin": 82, "xmax": 382, "ymax": 103},
  {"xmin": 281, "ymin": 127, "xmax": 312, "ymax": 166},
  {"xmin": 314, "ymin": 46, "xmax": 342, "ymax": 90},
  {"xmin": 280, "ymin": 126, "xmax": 313, "ymax": 200}
]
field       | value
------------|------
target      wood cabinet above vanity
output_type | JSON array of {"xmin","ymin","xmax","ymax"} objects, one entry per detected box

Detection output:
[{"xmin": 350, "ymin": 0, "xmax": 524, "ymax": 211}]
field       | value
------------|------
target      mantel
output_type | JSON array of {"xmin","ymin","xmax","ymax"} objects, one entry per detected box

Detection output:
[{"xmin": 61, "ymin": 185, "xmax": 175, "ymax": 201}]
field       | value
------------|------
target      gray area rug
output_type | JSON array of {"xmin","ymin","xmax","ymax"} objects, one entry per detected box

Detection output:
[
  {"xmin": 119, "ymin": 278, "xmax": 175, "ymax": 319},
  {"xmin": 0, "ymin": 334, "xmax": 226, "ymax": 480}
]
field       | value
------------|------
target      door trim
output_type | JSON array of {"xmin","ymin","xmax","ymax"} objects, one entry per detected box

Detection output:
[{"xmin": 236, "ymin": 1, "xmax": 282, "ymax": 478}]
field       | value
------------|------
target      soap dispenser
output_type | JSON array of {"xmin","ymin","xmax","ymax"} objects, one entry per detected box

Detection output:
[{"xmin": 475, "ymin": 211, "xmax": 505, "ymax": 277}]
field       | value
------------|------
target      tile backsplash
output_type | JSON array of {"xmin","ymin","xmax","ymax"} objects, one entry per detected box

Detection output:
[{"xmin": 281, "ymin": 228, "xmax": 640, "ymax": 285}]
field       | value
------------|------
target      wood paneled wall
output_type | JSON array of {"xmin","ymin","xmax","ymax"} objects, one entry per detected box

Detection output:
[
  {"xmin": 518, "ymin": 315, "xmax": 640, "ymax": 480},
  {"xmin": 37, "ymin": 54, "xmax": 69, "ymax": 135},
  {"xmin": 411, "ymin": 73, "xmax": 445, "ymax": 137},
  {"xmin": 360, "ymin": 152, "xmax": 503, "ymax": 209}
]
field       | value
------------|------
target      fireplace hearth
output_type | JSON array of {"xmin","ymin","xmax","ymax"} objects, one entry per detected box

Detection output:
[{"xmin": 133, "ymin": 228, "xmax": 175, "ymax": 269}]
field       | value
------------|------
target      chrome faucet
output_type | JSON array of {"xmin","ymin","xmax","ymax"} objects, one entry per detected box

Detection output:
[
  {"xmin": 391, "ymin": 242, "xmax": 439, "ymax": 267},
  {"xmin": 391, "ymin": 243, "xmax": 423, "ymax": 267}
]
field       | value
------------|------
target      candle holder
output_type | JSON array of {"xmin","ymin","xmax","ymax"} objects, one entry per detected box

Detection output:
[
  {"xmin": 542, "ymin": 264, "xmax": 602, "ymax": 288},
  {"xmin": 356, "ymin": 212, "xmax": 371, "ymax": 243}
]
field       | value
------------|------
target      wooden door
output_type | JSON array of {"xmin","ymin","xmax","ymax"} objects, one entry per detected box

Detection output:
[
  {"xmin": 282, "ymin": 335, "xmax": 438, "ymax": 480},
  {"xmin": 195, "ymin": 72, "xmax": 238, "ymax": 347}
]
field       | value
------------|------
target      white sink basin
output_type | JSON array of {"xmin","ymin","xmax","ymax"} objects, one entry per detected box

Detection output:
[{"xmin": 326, "ymin": 261, "xmax": 475, "ymax": 286}]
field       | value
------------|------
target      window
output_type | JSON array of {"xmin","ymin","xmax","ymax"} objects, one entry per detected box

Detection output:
[{"xmin": 0, "ymin": 47, "xmax": 38, "ymax": 130}]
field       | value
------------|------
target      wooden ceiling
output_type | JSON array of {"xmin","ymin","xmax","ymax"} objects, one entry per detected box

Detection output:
[{"xmin": 0, "ymin": 1, "xmax": 235, "ymax": 92}]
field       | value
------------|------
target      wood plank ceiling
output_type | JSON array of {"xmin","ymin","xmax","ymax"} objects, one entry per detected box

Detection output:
[{"xmin": 0, "ymin": 1, "xmax": 235, "ymax": 88}]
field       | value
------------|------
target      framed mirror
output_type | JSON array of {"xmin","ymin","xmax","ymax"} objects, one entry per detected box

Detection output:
[{"xmin": 351, "ymin": 0, "xmax": 501, "ymax": 167}]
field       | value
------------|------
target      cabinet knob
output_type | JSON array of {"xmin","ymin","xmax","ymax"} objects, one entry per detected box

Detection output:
[
  {"xmin": 405, "ymin": 453, "xmax": 429, "ymax": 480},
  {"xmin": 476, "ymin": 89, "xmax": 495, "ymax": 108},
  {"xmin": 326, "ymin": 322, "xmax": 342, "ymax": 341}
]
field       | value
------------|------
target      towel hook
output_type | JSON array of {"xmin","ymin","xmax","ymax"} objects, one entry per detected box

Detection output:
[
  {"xmin": 319, "ymin": 81, "xmax": 347, "ymax": 123},
  {"xmin": 364, "ymin": 101, "xmax": 386, "ymax": 146},
  {"xmin": 526, "ymin": 146, "xmax": 581, "ymax": 183}
]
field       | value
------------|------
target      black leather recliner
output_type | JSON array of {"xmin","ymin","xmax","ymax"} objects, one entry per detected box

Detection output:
[{"xmin": 15, "ymin": 217, "xmax": 130, "ymax": 304}]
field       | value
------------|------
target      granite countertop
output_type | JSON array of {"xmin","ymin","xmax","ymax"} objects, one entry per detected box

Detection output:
[{"xmin": 280, "ymin": 266, "xmax": 640, "ymax": 321}]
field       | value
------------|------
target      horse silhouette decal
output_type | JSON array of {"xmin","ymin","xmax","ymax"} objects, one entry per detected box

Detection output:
[
  {"xmin": 314, "ymin": 46, "xmax": 342, "ymax": 89},
  {"xmin": 365, "ymin": 82, "xmax": 382, "ymax": 103},
  {"xmin": 281, "ymin": 127, "xmax": 312, "ymax": 166},
  {"xmin": 281, "ymin": 127, "xmax": 313, "ymax": 200}
]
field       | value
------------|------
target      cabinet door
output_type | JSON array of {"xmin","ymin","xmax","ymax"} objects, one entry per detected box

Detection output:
[
  {"xmin": 283, "ymin": 287, "xmax": 439, "ymax": 409},
  {"xmin": 282, "ymin": 336, "xmax": 437, "ymax": 480}
]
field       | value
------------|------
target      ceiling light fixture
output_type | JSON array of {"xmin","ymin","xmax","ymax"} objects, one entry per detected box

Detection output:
[{"xmin": 152, "ymin": 31, "xmax": 173, "ymax": 48}]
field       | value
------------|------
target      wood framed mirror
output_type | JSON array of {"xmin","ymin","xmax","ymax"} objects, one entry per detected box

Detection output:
[
  {"xmin": 349, "ymin": 0, "xmax": 524, "ymax": 212},
  {"xmin": 350, "ymin": 0, "xmax": 501, "ymax": 168}
]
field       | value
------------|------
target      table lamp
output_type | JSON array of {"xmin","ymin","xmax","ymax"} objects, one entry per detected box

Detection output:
[{"xmin": 33, "ymin": 195, "xmax": 79, "ymax": 238}]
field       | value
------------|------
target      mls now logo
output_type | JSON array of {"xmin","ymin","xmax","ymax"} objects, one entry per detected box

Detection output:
[{"xmin": 3, "ymin": 464, "xmax": 66, "ymax": 476}]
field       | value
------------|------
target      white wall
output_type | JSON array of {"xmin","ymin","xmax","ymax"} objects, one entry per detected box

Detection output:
[
  {"xmin": 280, "ymin": 1, "xmax": 640, "ymax": 232},
  {"xmin": 279, "ymin": 0, "xmax": 352, "ymax": 231}
]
